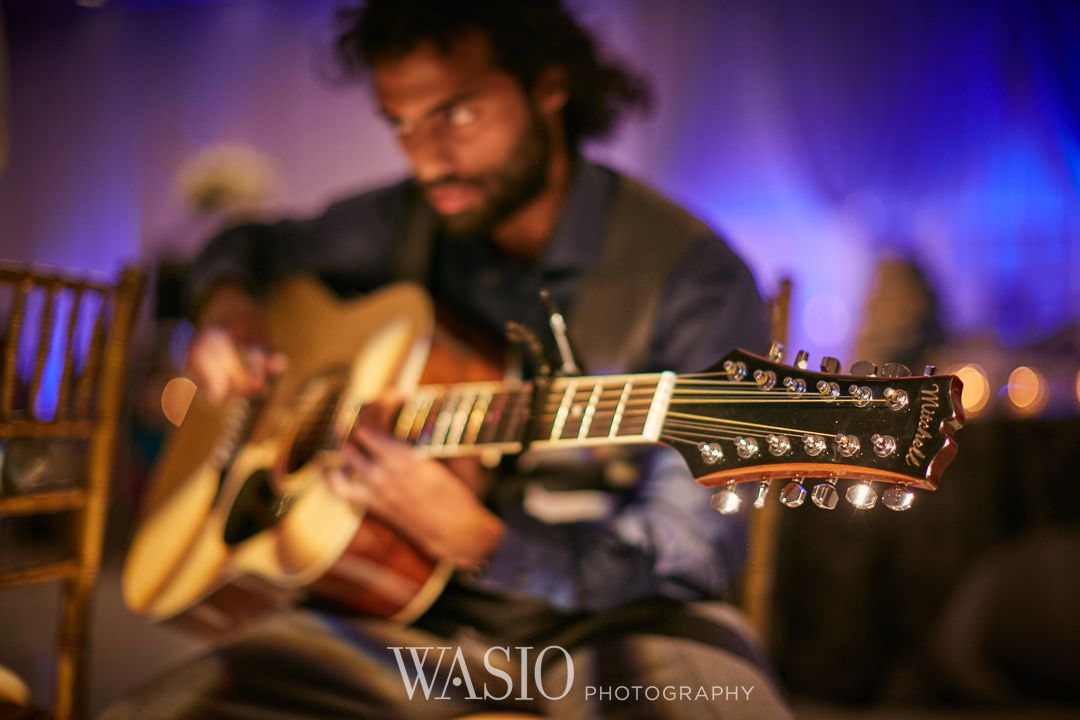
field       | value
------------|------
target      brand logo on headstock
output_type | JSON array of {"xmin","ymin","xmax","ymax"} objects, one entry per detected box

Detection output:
[{"xmin": 905, "ymin": 384, "xmax": 940, "ymax": 467}]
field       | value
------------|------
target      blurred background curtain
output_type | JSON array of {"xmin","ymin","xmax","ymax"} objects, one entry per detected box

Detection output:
[{"xmin": 0, "ymin": 0, "xmax": 1076, "ymax": 362}]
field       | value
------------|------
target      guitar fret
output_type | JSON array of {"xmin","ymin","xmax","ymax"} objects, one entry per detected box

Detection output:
[
  {"xmin": 490, "ymin": 389, "xmax": 515, "ymax": 444},
  {"xmin": 402, "ymin": 383, "xmax": 528, "ymax": 456},
  {"xmin": 397, "ymin": 374, "xmax": 670, "ymax": 452},
  {"xmin": 618, "ymin": 380, "xmax": 656, "ymax": 437},
  {"xmin": 409, "ymin": 392, "xmax": 437, "ymax": 443},
  {"xmin": 503, "ymin": 386, "xmax": 532, "ymax": 443},
  {"xmin": 417, "ymin": 394, "xmax": 444, "ymax": 446},
  {"xmin": 394, "ymin": 395, "xmax": 421, "ymax": 441},
  {"xmin": 578, "ymin": 381, "xmax": 603, "ymax": 438},
  {"xmin": 584, "ymin": 389, "xmax": 629, "ymax": 438},
  {"xmin": 478, "ymin": 390, "xmax": 508, "ymax": 445},
  {"xmin": 429, "ymin": 390, "xmax": 458, "ymax": 447},
  {"xmin": 609, "ymin": 381, "xmax": 632, "ymax": 437},
  {"xmin": 588, "ymin": 408, "xmax": 617, "ymax": 438},
  {"xmin": 560, "ymin": 385, "xmax": 591, "ymax": 439},
  {"xmin": 550, "ymin": 381, "xmax": 578, "ymax": 440},
  {"xmin": 446, "ymin": 389, "xmax": 476, "ymax": 447},
  {"xmin": 465, "ymin": 389, "xmax": 493, "ymax": 445},
  {"xmin": 643, "ymin": 372, "xmax": 676, "ymax": 441}
]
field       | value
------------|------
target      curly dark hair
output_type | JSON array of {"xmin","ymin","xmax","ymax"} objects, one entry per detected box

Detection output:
[{"xmin": 334, "ymin": 0, "xmax": 652, "ymax": 150}]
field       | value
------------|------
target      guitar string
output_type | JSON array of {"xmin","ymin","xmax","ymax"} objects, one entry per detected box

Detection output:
[
  {"xmin": 289, "ymin": 379, "xmax": 886, "ymax": 419},
  {"xmin": 539, "ymin": 396, "xmax": 890, "ymax": 410},
  {"xmin": 673, "ymin": 378, "xmax": 782, "ymax": 385},
  {"xmin": 295, "ymin": 398, "xmax": 879, "ymax": 448},
  {"xmin": 541, "ymin": 393, "xmax": 888, "ymax": 408},
  {"xmin": 291, "ymin": 390, "xmax": 881, "ymax": 442},
  {"xmin": 661, "ymin": 432, "xmax": 743, "ymax": 447},
  {"xmin": 661, "ymin": 427, "xmax": 785, "ymax": 444},
  {"xmin": 237, "ymin": 370, "xmax": 898, "ymax": 510},
  {"xmin": 668, "ymin": 398, "xmax": 889, "ymax": 405},
  {"xmin": 289, "ymin": 389, "xmax": 884, "ymax": 440},
  {"xmin": 657, "ymin": 431, "xmax": 856, "ymax": 466},
  {"xmin": 663, "ymin": 418, "xmax": 773, "ymax": 438},
  {"xmin": 538, "ymin": 397, "xmax": 890, "ymax": 410},
  {"xmin": 283, "ymin": 376, "xmax": 894, "ymax": 448},
  {"xmin": 659, "ymin": 430, "xmax": 840, "ymax": 466},
  {"xmin": 528, "ymin": 410, "xmax": 843, "ymax": 444},
  {"xmin": 538, "ymin": 394, "xmax": 885, "ymax": 420},
  {"xmin": 662, "ymin": 410, "xmax": 840, "ymax": 438},
  {"xmin": 674, "ymin": 372, "xmax": 880, "ymax": 382},
  {"xmin": 283, "ymin": 369, "xmax": 897, "ymax": 414}
]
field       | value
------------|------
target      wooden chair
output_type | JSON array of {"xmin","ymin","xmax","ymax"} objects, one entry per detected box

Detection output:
[
  {"xmin": 739, "ymin": 277, "xmax": 791, "ymax": 644},
  {"xmin": 0, "ymin": 264, "xmax": 143, "ymax": 720}
]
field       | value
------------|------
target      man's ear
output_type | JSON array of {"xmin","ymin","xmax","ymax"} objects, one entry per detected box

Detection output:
[{"xmin": 532, "ymin": 66, "xmax": 568, "ymax": 116}]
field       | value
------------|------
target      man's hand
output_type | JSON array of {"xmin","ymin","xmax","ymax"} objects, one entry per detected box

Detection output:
[
  {"xmin": 187, "ymin": 327, "xmax": 287, "ymax": 403},
  {"xmin": 326, "ymin": 426, "xmax": 504, "ymax": 570},
  {"xmin": 187, "ymin": 282, "xmax": 286, "ymax": 403}
]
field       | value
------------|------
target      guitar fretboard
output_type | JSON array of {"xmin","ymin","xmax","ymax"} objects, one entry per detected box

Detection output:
[
  {"xmin": 392, "ymin": 382, "xmax": 533, "ymax": 454},
  {"xmin": 392, "ymin": 372, "xmax": 676, "ymax": 458}
]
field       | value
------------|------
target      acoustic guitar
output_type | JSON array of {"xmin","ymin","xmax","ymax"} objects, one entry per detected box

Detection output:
[{"xmin": 123, "ymin": 278, "xmax": 963, "ymax": 635}]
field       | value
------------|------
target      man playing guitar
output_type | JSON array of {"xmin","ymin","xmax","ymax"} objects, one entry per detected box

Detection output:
[{"xmin": 109, "ymin": 1, "xmax": 791, "ymax": 717}]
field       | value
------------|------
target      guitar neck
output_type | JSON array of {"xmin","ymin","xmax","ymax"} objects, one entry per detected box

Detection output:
[{"xmin": 391, "ymin": 372, "xmax": 677, "ymax": 458}]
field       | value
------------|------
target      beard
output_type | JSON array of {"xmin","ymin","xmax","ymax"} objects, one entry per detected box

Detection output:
[{"xmin": 422, "ymin": 109, "xmax": 551, "ymax": 239}]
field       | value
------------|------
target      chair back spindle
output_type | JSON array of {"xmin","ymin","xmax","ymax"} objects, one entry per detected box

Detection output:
[{"xmin": 0, "ymin": 263, "xmax": 143, "ymax": 720}]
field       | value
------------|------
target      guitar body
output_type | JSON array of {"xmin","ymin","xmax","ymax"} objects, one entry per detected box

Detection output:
[
  {"xmin": 124, "ymin": 279, "xmax": 966, "ymax": 640},
  {"xmin": 123, "ymin": 279, "xmax": 503, "ymax": 635}
]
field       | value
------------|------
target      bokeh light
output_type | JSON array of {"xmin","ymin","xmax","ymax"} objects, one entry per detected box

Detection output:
[
  {"xmin": 953, "ymin": 364, "xmax": 990, "ymax": 417},
  {"xmin": 1006, "ymin": 366, "xmax": 1047, "ymax": 416}
]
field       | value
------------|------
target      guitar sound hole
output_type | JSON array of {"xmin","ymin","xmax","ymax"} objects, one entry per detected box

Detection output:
[{"xmin": 223, "ymin": 469, "xmax": 283, "ymax": 546}]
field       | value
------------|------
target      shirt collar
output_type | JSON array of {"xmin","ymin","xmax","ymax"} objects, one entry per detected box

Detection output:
[{"xmin": 536, "ymin": 160, "xmax": 615, "ymax": 275}]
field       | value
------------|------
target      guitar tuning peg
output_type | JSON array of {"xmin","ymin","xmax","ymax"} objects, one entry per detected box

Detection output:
[
  {"xmin": 710, "ymin": 481, "xmax": 741, "ymax": 515},
  {"xmin": 882, "ymin": 484, "xmax": 915, "ymax": 512},
  {"xmin": 819, "ymin": 356, "xmax": 840, "ymax": 374},
  {"xmin": 923, "ymin": 363, "xmax": 936, "ymax": 376},
  {"xmin": 810, "ymin": 478, "xmax": 839, "ymax": 510},
  {"xmin": 849, "ymin": 360, "xmax": 878, "ymax": 377},
  {"xmin": 881, "ymin": 362, "xmax": 911, "ymax": 378},
  {"xmin": 698, "ymin": 442, "xmax": 725, "ymax": 465},
  {"xmin": 845, "ymin": 480, "xmax": 878, "ymax": 509},
  {"xmin": 767, "ymin": 342, "xmax": 784, "ymax": 363},
  {"xmin": 779, "ymin": 478, "xmax": 807, "ymax": 508},
  {"xmin": 753, "ymin": 480, "xmax": 771, "ymax": 509},
  {"xmin": 794, "ymin": 349, "xmax": 809, "ymax": 369}
]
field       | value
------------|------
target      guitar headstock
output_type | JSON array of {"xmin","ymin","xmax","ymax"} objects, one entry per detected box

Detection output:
[{"xmin": 663, "ymin": 347, "xmax": 964, "ymax": 513}]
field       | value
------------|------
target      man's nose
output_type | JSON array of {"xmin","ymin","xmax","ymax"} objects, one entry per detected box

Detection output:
[{"xmin": 402, "ymin": 135, "xmax": 456, "ymax": 184}]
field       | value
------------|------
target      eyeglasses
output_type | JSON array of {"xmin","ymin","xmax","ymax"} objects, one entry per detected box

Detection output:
[{"xmin": 390, "ymin": 100, "xmax": 487, "ymax": 148}]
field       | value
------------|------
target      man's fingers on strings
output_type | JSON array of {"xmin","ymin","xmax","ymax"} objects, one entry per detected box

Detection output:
[
  {"xmin": 237, "ymin": 346, "xmax": 286, "ymax": 391},
  {"xmin": 350, "ymin": 426, "xmax": 414, "ymax": 469},
  {"xmin": 339, "ymin": 442, "xmax": 381, "ymax": 481},
  {"xmin": 354, "ymin": 394, "xmax": 403, "ymax": 432},
  {"xmin": 324, "ymin": 466, "xmax": 373, "ymax": 509},
  {"xmin": 266, "ymin": 351, "xmax": 289, "ymax": 375}
]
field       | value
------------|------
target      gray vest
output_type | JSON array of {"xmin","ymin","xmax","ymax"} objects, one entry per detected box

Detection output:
[{"xmin": 394, "ymin": 172, "xmax": 706, "ymax": 375}]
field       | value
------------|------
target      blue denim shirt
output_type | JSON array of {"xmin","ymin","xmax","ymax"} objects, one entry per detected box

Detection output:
[{"xmin": 188, "ymin": 161, "xmax": 769, "ymax": 612}]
